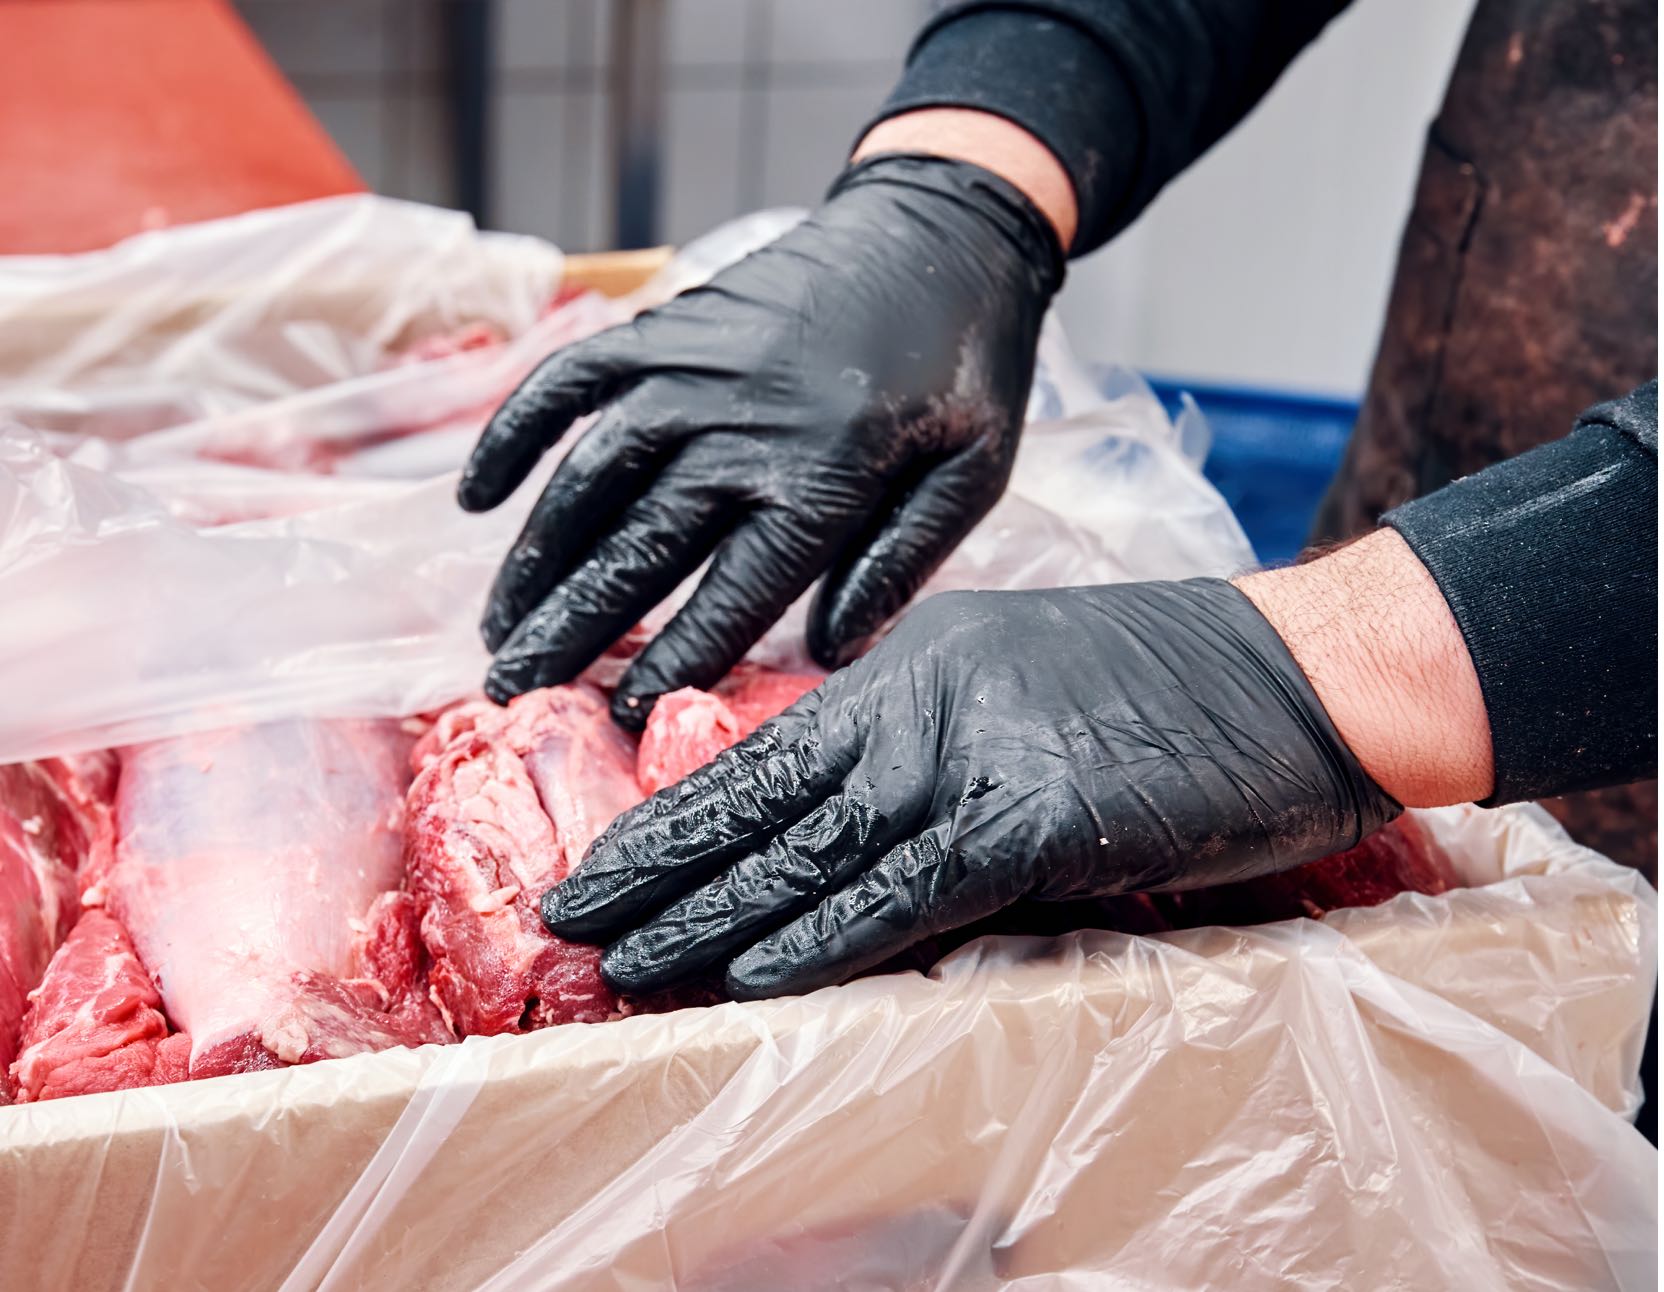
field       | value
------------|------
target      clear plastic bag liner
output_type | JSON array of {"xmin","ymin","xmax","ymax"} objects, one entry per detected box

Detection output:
[
  {"xmin": 0, "ymin": 314, "xmax": 1251, "ymax": 761},
  {"xmin": 0, "ymin": 196, "xmax": 566, "ymax": 439},
  {"xmin": 0, "ymin": 199, "xmax": 1650, "ymax": 1287},
  {"xmin": 0, "ymin": 804, "xmax": 1652, "ymax": 1291}
]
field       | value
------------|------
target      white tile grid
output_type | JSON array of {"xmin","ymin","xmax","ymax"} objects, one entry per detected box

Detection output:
[
  {"xmin": 492, "ymin": 90, "xmax": 567, "ymax": 244},
  {"xmin": 666, "ymin": 0, "xmax": 752, "ymax": 67},
  {"xmin": 662, "ymin": 87, "xmax": 748, "ymax": 244},
  {"xmin": 231, "ymin": 0, "xmax": 930, "ymax": 254},
  {"xmin": 751, "ymin": 80, "xmax": 896, "ymax": 211},
  {"xmin": 497, "ymin": 0, "xmax": 611, "ymax": 72},
  {"xmin": 765, "ymin": 0, "xmax": 932, "ymax": 64},
  {"xmin": 308, "ymin": 95, "xmax": 390, "ymax": 191},
  {"xmin": 233, "ymin": 0, "xmax": 389, "ymax": 79},
  {"xmin": 386, "ymin": 90, "xmax": 455, "ymax": 207}
]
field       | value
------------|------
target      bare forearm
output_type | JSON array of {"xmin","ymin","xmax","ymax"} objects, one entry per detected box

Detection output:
[
  {"xmin": 1235, "ymin": 529, "xmax": 1495, "ymax": 807},
  {"xmin": 854, "ymin": 108, "xmax": 1079, "ymax": 250}
]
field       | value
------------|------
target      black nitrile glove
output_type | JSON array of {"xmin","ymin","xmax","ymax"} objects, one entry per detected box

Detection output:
[
  {"xmin": 458, "ymin": 154, "xmax": 1063, "ymax": 727},
  {"xmin": 542, "ymin": 580, "xmax": 1401, "ymax": 999}
]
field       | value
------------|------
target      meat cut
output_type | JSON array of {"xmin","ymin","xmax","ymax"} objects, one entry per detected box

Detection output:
[
  {"xmin": 636, "ymin": 689, "xmax": 743, "ymax": 796},
  {"xmin": 10, "ymin": 909, "xmax": 191, "ymax": 1103},
  {"xmin": 404, "ymin": 684, "xmax": 644, "ymax": 1034},
  {"xmin": 0, "ymin": 756, "xmax": 116, "ymax": 1100},
  {"xmin": 107, "ymin": 718, "xmax": 446, "ymax": 1078},
  {"xmin": 637, "ymin": 666, "xmax": 822, "ymax": 795},
  {"xmin": 5, "ymin": 665, "xmax": 1463, "ymax": 1108}
]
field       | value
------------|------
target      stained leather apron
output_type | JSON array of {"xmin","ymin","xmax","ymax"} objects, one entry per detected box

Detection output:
[{"xmin": 1312, "ymin": 0, "xmax": 1658, "ymax": 876}]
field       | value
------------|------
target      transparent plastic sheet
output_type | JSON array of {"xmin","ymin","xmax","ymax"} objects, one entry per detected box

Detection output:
[
  {"xmin": 0, "ymin": 200, "xmax": 1652, "ymax": 1287},
  {"xmin": 0, "ymin": 196, "xmax": 567, "ymax": 440},
  {"xmin": 0, "ymin": 340, "xmax": 1251, "ymax": 762},
  {"xmin": 0, "ymin": 805, "xmax": 1652, "ymax": 1291}
]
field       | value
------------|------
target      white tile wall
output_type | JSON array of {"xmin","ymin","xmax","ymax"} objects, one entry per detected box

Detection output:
[
  {"xmin": 754, "ymin": 82, "xmax": 891, "ymax": 208},
  {"xmin": 236, "ymin": 0, "xmax": 1479, "ymax": 394},
  {"xmin": 497, "ymin": 0, "xmax": 611, "ymax": 72},
  {"xmin": 766, "ymin": 0, "xmax": 928, "ymax": 65},
  {"xmin": 237, "ymin": 0, "xmax": 391, "ymax": 78},
  {"xmin": 665, "ymin": 0, "xmax": 753, "ymax": 67},
  {"xmin": 308, "ymin": 95, "xmax": 389, "ymax": 190},
  {"xmin": 663, "ymin": 87, "xmax": 748, "ymax": 243},
  {"xmin": 386, "ymin": 90, "xmax": 453, "ymax": 206},
  {"xmin": 492, "ymin": 89, "xmax": 568, "ymax": 242}
]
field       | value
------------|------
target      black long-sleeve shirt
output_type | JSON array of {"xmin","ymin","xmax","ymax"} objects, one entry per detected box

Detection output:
[{"xmin": 872, "ymin": 1, "xmax": 1658, "ymax": 802}]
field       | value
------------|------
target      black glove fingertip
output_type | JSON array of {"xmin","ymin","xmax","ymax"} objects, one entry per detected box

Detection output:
[
  {"xmin": 609, "ymin": 687, "xmax": 657, "ymax": 732},
  {"xmin": 455, "ymin": 468, "xmax": 500, "ymax": 514},
  {"xmin": 479, "ymin": 600, "xmax": 520, "ymax": 654},
  {"xmin": 540, "ymin": 880, "xmax": 608, "ymax": 941},
  {"xmin": 724, "ymin": 942, "xmax": 810, "ymax": 1001},
  {"xmin": 598, "ymin": 934, "xmax": 676, "ymax": 995}
]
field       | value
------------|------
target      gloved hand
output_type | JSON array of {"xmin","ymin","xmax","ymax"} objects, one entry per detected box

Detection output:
[
  {"xmin": 458, "ymin": 153, "xmax": 1064, "ymax": 727},
  {"xmin": 542, "ymin": 579, "xmax": 1401, "ymax": 999}
]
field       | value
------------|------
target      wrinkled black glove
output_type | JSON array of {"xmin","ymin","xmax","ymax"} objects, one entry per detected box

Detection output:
[
  {"xmin": 458, "ymin": 154, "xmax": 1063, "ymax": 727},
  {"xmin": 542, "ymin": 580, "xmax": 1400, "ymax": 999}
]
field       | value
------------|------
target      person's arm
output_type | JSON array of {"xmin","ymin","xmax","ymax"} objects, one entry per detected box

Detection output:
[
  {"xmin": 541, "ymin": 387, "xmax": 1658, "ymax": 999},
  {"xmin": 458, "ymin": 0, "xmax": 1352, "ymax": 724},
  {"xmin": 868, "ymin": 1, "xmax": 1356, "ymax": 254},
  {"xmin": 1381, "ymin": 382, "xmax": 1658, "ymax": 802},
  {"xmin": 1235, "ymin": 528, "xmax": 1494, "ymax": 807}
]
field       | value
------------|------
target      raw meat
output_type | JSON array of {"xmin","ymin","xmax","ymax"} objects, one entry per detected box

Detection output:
[
  {"xmin": 637, "ymin": 689, "xmax": 743, "ymax": 796},
  {"xmin": 637, "ymin": 666, "xmax": 823, "ymax": 795},
  {"xmin": 712, "ymin": 663, "xmax": 823, "ymax": 733},
  {"xmin": 107, "ymin": 718, "xmax": 446, "ymax": 1078},
  {"xmin": 0, "ymin": 756, "xmax": 117, "ymax": 1099},
  {"xmin": 404, "ymin": 685, "xmax": 644, "ymax": 1034},
  {"xmin": 9, "ymin": 909, "xmax": 191, "ymax": 1103},
  {"xmin": 348, "ymin": 892, "xmax": 451, "ymax": 1044}
]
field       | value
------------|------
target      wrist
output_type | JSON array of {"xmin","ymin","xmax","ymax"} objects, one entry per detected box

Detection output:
[
  {"xmin": 1233, "ymin": 529, "xmax": 1495, "ymax": 807},
  {"xmin": 853, "ymin": 108, "xmax": 1079, "ymax": 251}
]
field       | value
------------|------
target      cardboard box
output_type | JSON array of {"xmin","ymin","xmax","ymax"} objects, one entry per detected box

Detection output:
[{"xmin": 0, "ymin": 805, "xmax": 1653, "ymax": 1290}]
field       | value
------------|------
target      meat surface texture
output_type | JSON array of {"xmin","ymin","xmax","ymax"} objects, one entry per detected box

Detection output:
[
  {"xmin": 0, "ymin": 757, "xmax": 117, "ymax": 1099},
  {"xmin": 637, "ymin": 666, "xmax": 823, "ymax": 795},
  {"xmin": 10, "ymin": 909, "xmax": 191, "ymax": 1103},
  {"xmin": 107, "ymin": 718, "xmax": 442, "ymax": 1078},
  {"xmin": 637, "ymin": 689, "xmax": 743, "ymax": 796},
  {"xmin": 405, "ymin": 685, "xmax": 645, "ymax": 1034}
]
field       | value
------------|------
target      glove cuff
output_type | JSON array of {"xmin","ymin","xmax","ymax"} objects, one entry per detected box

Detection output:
[{"xmin": 827, "ymin": 153, "xmax": 1066, "ymax": 299}]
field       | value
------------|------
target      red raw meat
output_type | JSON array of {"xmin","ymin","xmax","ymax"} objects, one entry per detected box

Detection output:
[
  {"xmin": 637, "ymin": 689, "xmax": 743, "ymax": 796},
  {"xmin": 347, "ymin": 891, "xmax": 451, "ymax": 1044},
  {"xmin": 107, "ymin": 719, "xmax": 447, "ymax": 1079},
  {"xmin": 636, "ymin": 666, "xmax": 824, "ymax": 796},
  {"xmin": 713, "ymin": 663, "xmax": 823, "ymax": 733},
  {"xmin": 9, "ymin": 909, "xmax": 191, "ymax": 1103},
  {"xmin": 0, "ymin": 756, "xmax": 117, "ymax": 1100},
  {"xmin": 405, "ymin": 685, "xmax": 644, "ymax": 1034}
]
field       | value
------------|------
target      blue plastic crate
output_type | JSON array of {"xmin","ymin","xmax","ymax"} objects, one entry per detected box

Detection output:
[{"xmin": 1143, "ymin": 376, "xmax": 1358, "ymax": 567}]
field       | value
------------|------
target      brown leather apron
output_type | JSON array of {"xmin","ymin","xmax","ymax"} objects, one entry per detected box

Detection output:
[{"xmin": 1311, "ymin": 0, "xmax": 1658, "ymax": 877}]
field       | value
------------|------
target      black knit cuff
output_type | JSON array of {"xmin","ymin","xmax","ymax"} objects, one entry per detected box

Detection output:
[
  {"xmin": 864, "ymin": 6, "xmax": 1143, "ymax": 255},
  {"xmin": 1383, "ymin": 383, "xmax": 1658, "ymax": 805}
]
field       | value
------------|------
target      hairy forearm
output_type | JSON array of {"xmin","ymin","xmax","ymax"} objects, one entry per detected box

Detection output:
[
  {"xmin": 853, "ymin": 108, "xmax": 1079, "ymax": 250},
  {"xmin": 1234, "ymin": 529, "xmax": 1495, "ymax": 807}
]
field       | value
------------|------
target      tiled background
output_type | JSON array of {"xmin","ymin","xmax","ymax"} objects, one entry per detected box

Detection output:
[
  {"xmin": 232, "ymin": 0, "xmax": 1476, "ymax": 397},
  {"xmin": 234, "ymin": 0, "xmax": 929, "ymax": 250}
]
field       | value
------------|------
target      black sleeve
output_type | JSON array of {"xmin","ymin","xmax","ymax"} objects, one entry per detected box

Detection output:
[
  {"xmin": 870, "ymin": 1, "xmax": 1355, "ymax": 253},
  {"xmin": 1383, "ymin": 382, "xmax": 1659, "ymax": 805}
]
